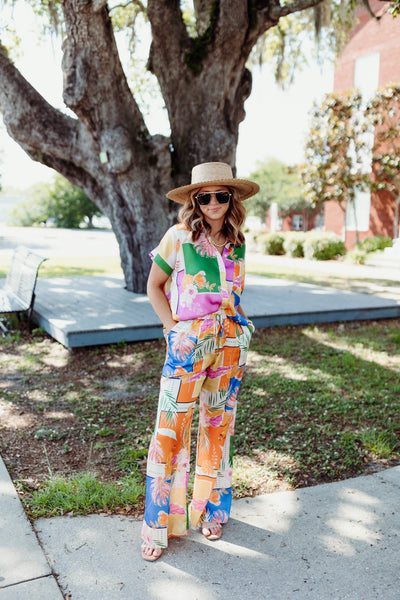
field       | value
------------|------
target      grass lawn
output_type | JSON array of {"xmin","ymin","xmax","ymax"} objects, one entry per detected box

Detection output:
[
  {"xmin": 1, "ymin": 251, "xmax": 399, "ymax": 518},
  {"xmin": 1, "ymin": 317, "xmax": 399, "ymax": 519},
  {"xmin": 1, "ymin": 249, "xmax": 398, "ymax": 290},
  {"xmin": 0, "ymin": 255, "xmax": 123, "ymax": 279},
  {"xmin": 2, "ymin": 253, "xmax": 399, "ymax": 300},
  {"xmin": 246, "ymin": 259, "xmax": 400, "ymax": 301}
]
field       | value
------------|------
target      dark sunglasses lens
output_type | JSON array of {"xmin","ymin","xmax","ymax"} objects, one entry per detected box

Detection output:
[
  {"xmin": 196, "ymin": 192, "xmax": 231, "ymax": 205},
  {"xmin": 197, "ymin": 193, "xmax": 212, "ymax": 205},
  {"xmin": 215, "ymin": 192, "xmax": 231, "ymax": 203}
]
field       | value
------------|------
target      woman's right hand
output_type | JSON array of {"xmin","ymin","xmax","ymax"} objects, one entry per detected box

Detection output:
[
  {"xmin": 147, "ymin": 263, "xmax": 178, "ymax": 337},
  {"xmin": 163, "ymin": 319, "xmax": 178, "ymax": 335}
]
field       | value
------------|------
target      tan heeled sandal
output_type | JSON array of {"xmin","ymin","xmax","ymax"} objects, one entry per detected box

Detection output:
[
  {"xmin": 201, "ymin": 522, "xmax": 222, "ymax": 541},
  {"xmin": 141, "ymin": 543, "xmax": 164, "ymax": 562}
]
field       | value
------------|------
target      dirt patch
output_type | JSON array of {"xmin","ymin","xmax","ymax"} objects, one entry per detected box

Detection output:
[
  {"xmin": 1, "ymin": 320, "xmax": 399, "ymax": 514},
  {"xmin": 0, "ymin": 326, "xmax": 163, "ymax": 501}
]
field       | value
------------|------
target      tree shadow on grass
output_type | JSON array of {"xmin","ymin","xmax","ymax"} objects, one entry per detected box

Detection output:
[
  {"xmin": 1, "ymin": 319, "xmax": 400, "ymax": 509},
  {"xmin": 236, "ymin": 320, "xmax": 400, "ymax": 487}
]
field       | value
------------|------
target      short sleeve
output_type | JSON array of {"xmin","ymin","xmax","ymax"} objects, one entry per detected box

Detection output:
[{"xmin": 150, "ymin": 226, "xmax": 178, "ymax": 276}]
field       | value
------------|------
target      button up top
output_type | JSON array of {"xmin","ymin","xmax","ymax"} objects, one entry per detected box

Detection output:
[{"xmin": 150, "ymin": 223, "xmax": 248, "ymax": 325}]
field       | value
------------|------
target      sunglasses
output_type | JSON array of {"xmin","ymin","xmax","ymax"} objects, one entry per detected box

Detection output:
[{"xmin": 195, "ymin": 191, "xmax": 232, "ymax": 206}]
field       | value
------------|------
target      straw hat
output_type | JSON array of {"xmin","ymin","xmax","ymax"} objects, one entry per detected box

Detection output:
[{"xmin": 166, "ymin": 162, "xmax": 259, "ymax": 204}]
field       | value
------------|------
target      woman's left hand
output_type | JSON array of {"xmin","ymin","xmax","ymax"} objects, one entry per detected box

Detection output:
[{"xmin": 247, "ymin": 320, "xmax": 255, "ymax": 334}]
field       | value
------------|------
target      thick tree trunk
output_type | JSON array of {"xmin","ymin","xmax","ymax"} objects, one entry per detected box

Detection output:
[
  {"xmin": 0, "ymin": 1, "xmax": 174, "ymax": 292},
  {"xmin": 0, "ymin": 0, "xmax": 324, "ymax": 292},
  {"xmin": 147, "ymin": 0, "xmax": 270, "ymax": 183}
]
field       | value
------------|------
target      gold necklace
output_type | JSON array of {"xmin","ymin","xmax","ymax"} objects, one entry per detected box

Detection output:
[{"xmin": 208, "ymin": 236, "xmax": 226, "ymax": 248}]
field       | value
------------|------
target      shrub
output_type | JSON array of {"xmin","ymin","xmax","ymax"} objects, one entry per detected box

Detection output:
[
  {"xmin": 8, "ymin": 176, "xmax": 102, "ymax": 229},
  {"xmin": 303, "ymin": 233, "xmax": 346, "ymax": 260},
  {"xmin": 346, "ymin": 248, "xmax": 368, "ymax": 265},
  {"xmin": 283, "ymin": 232, "xmax": 306, "ymax": 258},
  {"xmin": 8, "ymin": 198, "xmax": 48, "ymax": 227},
  {"xmin": 263, "ymin": 232, "xmax": 285, "ymax": 255},
  {"xmin": 244, "ymin": 230, "xmax": 260, "ymax": 252},
  {"xmin": 357, "ymin": 235, "xmax": 392, "ymax": 254}
]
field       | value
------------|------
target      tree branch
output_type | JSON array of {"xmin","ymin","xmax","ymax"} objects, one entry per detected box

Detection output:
[
  {"xmin": 0, "ymin": 40, "xmax": 120, "ymax": 207},
  {"xmin": 93, "ymin": 0, "xmax": 108, "ymax": 12},
  {"xmin": 270, "ymin": 0, "xmax": 324, "ymax": 20},
  {"xmin": 147, "ymin": 0, "xmax": 190, "ymax": 76},
  {"xmin": 109, "ymin": 0, "xmax": 147, "ymax": 14},
  {"xmin": 61, "ymin": 0, "xmax": 149, "ymax": 147},
  {"xmin": 193, "ymin": 0, "xmax": 219, "ymax": 35},
  {"xmin": 0, "ymin": 42, "xmax": 83, "ymax": 170},
  {"xmin": 217, "ymin": 0, "xmax": 250, "ymax": 45}
]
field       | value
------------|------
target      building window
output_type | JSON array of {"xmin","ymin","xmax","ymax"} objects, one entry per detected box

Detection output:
[
  {"xmin": 345, "ymin": 188, "xmax": 371, "ymax": 231},
  {"xmin": 353, "ymin": 52, "xmax": 380, "ymax": 100},
  {"xmin": 314, "ymin": 211, "xmax": 324, "ymax": 230},
  {"xmin": 346, "ymin": 53, "xmax": 380, "ymax": 233},
  {"xmin": 292, "ymin": 214, "xmax": 303, "ymax": 231}
]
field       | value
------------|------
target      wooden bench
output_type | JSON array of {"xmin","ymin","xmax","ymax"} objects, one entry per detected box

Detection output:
[{"xmin": 0, "ymin": 246, "xmax": 48, "ymax": 332}]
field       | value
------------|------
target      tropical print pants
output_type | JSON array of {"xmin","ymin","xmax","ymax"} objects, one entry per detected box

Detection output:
[{"xmin": 141, "ymin": 310, "xmax": 253, "ymax": 550}]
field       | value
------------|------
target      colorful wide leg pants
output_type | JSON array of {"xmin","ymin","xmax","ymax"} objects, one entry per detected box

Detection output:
[{"xmin": 141, "ymin": 312, "xmax": 252, "ymax": 549}]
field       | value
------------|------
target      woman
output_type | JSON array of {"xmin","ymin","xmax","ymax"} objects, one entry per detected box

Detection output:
[{"xmin": 141, "ymin": 162, "xmax": 259, "ymax": 561}]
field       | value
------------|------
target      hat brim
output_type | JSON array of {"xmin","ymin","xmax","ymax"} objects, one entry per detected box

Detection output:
[{"xmin": 166, "ymin": 178, "xmax": 260, "ymax": 204}]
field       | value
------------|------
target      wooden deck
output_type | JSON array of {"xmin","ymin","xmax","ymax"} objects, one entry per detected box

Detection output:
[{"xmin": 30, "ymin": 274, "xmax": 400, "ymax": 348}]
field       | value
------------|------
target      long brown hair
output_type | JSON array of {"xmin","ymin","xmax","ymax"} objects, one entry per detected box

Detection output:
[{"xmin": 178, "ymin": 187, "xmax": 246, "ymax": 246}]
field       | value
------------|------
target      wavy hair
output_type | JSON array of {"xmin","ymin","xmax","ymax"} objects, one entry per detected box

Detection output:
[{"xmin": 178, "ymin": 187, "xmax": 246, "ymax": 246}]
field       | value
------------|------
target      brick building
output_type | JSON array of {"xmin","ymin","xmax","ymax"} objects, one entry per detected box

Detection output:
[
  {"xmin": 265, "ymin": 205, "xmax": 322, "ymax": 232},
  {"xmin": 325, "ymin": 0, "xmax": 400, "ymax": 247}
]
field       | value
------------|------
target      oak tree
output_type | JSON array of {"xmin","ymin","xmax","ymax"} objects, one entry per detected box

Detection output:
[{"xmin": 0, "ymin": 0, "xmax": 351, "ymax": 291}]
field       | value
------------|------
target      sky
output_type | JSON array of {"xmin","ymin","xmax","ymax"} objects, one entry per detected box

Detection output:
[
  {"xmin": 236, "ymin": 62, "xmax": 334, "ymax": 174},
  {"xmin": 0, "ymin": 3, "xmax": 334, "ymax": 190}
]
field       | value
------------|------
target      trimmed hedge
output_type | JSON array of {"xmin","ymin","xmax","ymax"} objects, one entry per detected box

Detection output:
[
  {"xmin": 283, "ymin": 232, "xmax": 307, "ymax": 258},
  {"xmin": 303, "ymin": 233, "xmax": 346, "ymax": 261},
  {"xmin": 345, "ymin": 235, "xmax": 392, "ymax": 265},
  {"xmin": 356, "ymin": 235, "xmax": 392, "ymax": 253},
  {"xmin": 262, "ymin": 232, "xmax": 285, "ymax": 255},
  {"xmin": 253, "ymin": 231, "xmax": 392, "ymax": 262},
  {"xmin": 345, "ymin": 248, "xmax": 368, "ymax": 265}
]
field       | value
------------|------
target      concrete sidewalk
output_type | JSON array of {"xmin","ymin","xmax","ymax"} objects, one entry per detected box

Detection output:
[
  {"xmin": 1, "ymin": 227, "xmax": 400, "ymax": 598},
  {"xmin": 0, "ymin": 458, "xmax": 63, "ymax": 599},
  {"xmin": 1, "ymin": 454, "xmax": 400, "ymax": 600}
]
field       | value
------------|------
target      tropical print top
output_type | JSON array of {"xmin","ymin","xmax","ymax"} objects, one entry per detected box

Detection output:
[{"xmin": 150, "ymin": 223, "xmax": 248, "ymax": 326}]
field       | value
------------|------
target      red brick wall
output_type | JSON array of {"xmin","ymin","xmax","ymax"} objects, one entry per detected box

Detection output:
[
  {"xmin": 281, "ymin": 217, "xmax": 293, "ymax": 232},
  {"xmin": 334, "ymin": 1, "xmax": 400, "ymax": 93},
  {"xmin": 324, "ymin": 200, "xmax": 344, "ymax": 237},
  {"xmin": 330, "ymin": 1, "xmax": 399, "ymax": 246},
  {"xmin": 324, "ymin": 191, "xmax": 395, "ymax": 247},
  {"xmin": 370, "ymin": 190, "xmax": 395, "ymax": 237},
  {"xmin": 265, "ymin": 210, "xmax": 320, "ymax": 232}
]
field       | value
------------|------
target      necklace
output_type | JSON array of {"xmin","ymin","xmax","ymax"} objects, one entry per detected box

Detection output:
[{"xmin": 208, "ymin": 236, "xmax": 226, "ymax": 248}]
